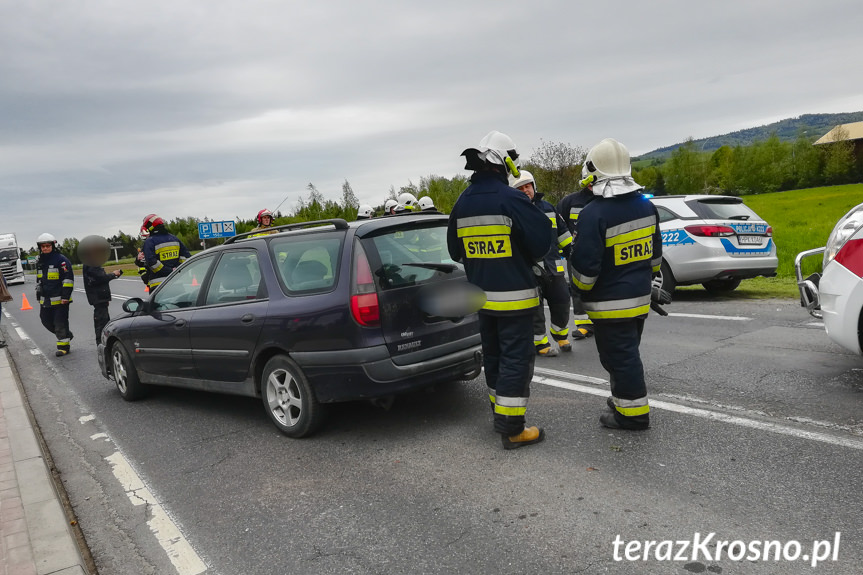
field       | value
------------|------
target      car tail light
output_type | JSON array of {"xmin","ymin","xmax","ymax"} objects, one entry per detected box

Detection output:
[
  {"xmin": 684, "ymin": 224, "xmax": 736, "ymax": 237},
  {"xmin": 350, "ymin": 242, "xmax": 380, "ymax": 327},
  {"xmin": 765, "ymin": 226, "xmax": 773, "ymax": 237}
]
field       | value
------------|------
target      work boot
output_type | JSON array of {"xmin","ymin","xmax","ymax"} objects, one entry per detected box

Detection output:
[
  {"xmin": 502, "ymin": 426, "xmax": 546, "ymax": 450},
  {"xmin": 606, "ymin": 396, "xmax": 616, "ymax": 412},
  {"xmin": 557, "ymin": 339, "xmax": 572, "ymax": 352},
  {"xmin": 600, "ymin": 412, "xmax": 649, "ymax": 431},
  {"xmin": 536, "ymin": 345, "xmax": 559, "ymax": 357},
  {"xmin": 55, "ymin": 348, "xmax": 71, "ymax": 357},
  {"xmin": 571, "ymin": 326, "xmax": 594, "ymax": 340}
]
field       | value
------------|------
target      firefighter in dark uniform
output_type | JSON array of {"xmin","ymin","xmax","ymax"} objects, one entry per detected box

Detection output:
[
  {"xmin": 509, "ymin": 169, "xmax": 573, "ymax": 357},
  {"xmin": 447, "ymin": 131, "xmax": 553, "ymax": 449},
  {"xmin": 141, "ymin": 214, "xmax": 192, "ymax": 291},
  {"xmin": 557, "ymin": 185, "xmax": 596, "ymax": 340},
  {"xmin": 34, "ymin": 233, "xmax": 75, "ymax": 356},
  {"xmin": 569, "ymin": 139, "xmax": 663, "ymax": 430}
]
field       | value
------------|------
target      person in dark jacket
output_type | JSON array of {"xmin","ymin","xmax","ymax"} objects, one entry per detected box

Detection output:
[
  {"xmin": 509, "ymin": 169, "xmax": 573, "ymax": 357},
  {"xmin": 557, "ymin": 186, "xmax": 596, "ymax": 340},
  {"xmin": 141, "ymin": 214, "xmax": 191, "ymax": 290},
  {"xmin": 35, "ymin": 233, "xmax": 75, "ymax": 356},
  {"xmin": 447, "ymin": 130, "xmax": 553, "ymax": 449},
  {"xmin": 83, "ymin": 264, "xmax": 121, "ymax": 343},
  {"xmin": 569, "ymin": 139, "xmax": 663, "ymax": 430}
]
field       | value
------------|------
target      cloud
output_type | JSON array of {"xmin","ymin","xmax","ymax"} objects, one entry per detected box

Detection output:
[{"xmin": 1, "ymin": 0, "xmax": 861, "ymax": 249}]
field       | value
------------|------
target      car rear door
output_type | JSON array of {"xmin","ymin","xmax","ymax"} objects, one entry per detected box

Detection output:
[
  {"xmin": 190, "ymin": 249, "xmax": 269, "ymax": 383},
  {"xmin": 359, "ymin": 219, "xmax": 479, "ymax": 365}
]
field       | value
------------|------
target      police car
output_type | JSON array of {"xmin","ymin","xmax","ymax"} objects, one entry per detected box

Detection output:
[
  {"xmin": 796, "ymin": 202, "xmax": 863, "ymax": 355},
  {"xmin": 650, "ymin": 195, "xmax": 778, "ymax": 292}
]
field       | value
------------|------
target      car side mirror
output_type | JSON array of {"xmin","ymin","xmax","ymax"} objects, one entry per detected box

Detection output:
[{"xmin": 122, "ymin": 298, "xmax": 145, "ymax": 314}]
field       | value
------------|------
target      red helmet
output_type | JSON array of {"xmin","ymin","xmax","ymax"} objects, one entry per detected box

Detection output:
[
  {"xmin": 142, "ymin": 214, "xmax": 164, "ymax": 233},
  {"xmin": 257, "ymin": 209, "xmax": 274, "ymax": 225}
]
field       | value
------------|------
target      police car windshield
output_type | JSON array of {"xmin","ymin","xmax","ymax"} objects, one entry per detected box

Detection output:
[{"xmin": 690, "ymin": 199, "xmax": 760, "ymax": 221}]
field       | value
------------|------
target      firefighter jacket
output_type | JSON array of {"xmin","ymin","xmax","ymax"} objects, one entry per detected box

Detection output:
[
  {"xmin": 143, "ymin": 232, "xmax": 191, "ymax": 287},
  {"xmin": 556, "ymin": 188, "xmax": 595, "ymax": 238},
  {"xmin": 569, "ymin": 191, "xmax": 662, "ymax": 320},
  {"xmin": 82, "ymin": 265, "xmax": 117, "ymax": 305},
  {"xmin": 532, "ymin": 192, "xmax": 572, "ymax": 277},
  {"xmin": 447, "ymin": 171, "xmax": 552, "ymax": 315},
  {"xmin": 35, "ymin": 250, "xmax": 74, "ymax": 306},
  {"xmin": 249, "ymin": 225, "xmax": 277, "ymax": 238}
]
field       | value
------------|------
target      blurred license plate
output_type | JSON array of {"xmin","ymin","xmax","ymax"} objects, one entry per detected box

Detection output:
[{"xmin": 738, "ymin": 235, "xmax": 763, "ymax": 245}]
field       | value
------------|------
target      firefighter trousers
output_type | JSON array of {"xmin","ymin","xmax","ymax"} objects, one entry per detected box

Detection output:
[
  {"xmin": 533, "ymin": 274, "xmax": 570, "ymax": 349},
  {"xmin": 480, "ymin": 312, "xmax": 535, "ymax": 436},
  {"xmin": 593, "ymin": 318, "xmax": 649, "ymax": 425},
  {"xmin": 570, "ymin": 284, "xmax": 593, "ymax": 332},
  {"xmin": 40, "ymin": 304, "xmax": 73, "ymax": 352}
]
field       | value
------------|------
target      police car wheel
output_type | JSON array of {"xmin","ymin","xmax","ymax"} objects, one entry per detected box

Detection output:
[
  {"xmin": 261, "ymin": 355, "xmax": 324, "ymax": 438},
  {"xmin": 111, "ymin": 342, "xmax": 147, "ymax": 401},
  {"xmin": 659, "ymin": 261, "xmax": 676, "ymax": 293},
  {"xmin": 703, "ymin": 278, "xmax": 741, "ymax": 292}
]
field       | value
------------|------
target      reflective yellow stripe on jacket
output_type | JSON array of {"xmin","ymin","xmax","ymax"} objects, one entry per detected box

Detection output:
[
  {"xmin": 582, "ymin": 295, "xmax": 651, "ymax": 319},
  {"xmin": 483, "ymin": 288, "xmax": 540, "ymax": 312},
  {"xmin": 605, "ymin": 216, "xmax": 656, "ymax": 267}
]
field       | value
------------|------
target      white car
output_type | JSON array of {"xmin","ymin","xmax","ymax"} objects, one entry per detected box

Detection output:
[
  {"xmin": 796, "ymin": 203, "xmax": 863, "ymax": 355},
  {"xmin": 650, "ymin": 195, "xmax": 778, "ymax": 292}
]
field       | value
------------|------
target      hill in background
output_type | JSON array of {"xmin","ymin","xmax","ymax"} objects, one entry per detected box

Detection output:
[{"xmin": 635, "ymin": 111, "xmax": 863, "ymax": 162}]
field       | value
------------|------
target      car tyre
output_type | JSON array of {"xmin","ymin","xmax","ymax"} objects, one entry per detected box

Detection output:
[
  {"xmin": 111, "ymin": 342, "xmax": 147, "ymax": 401},
  {"xmin": 261, "ymin": 355, "xmax": 323, "ymax": 438},
  {"xmin": 703, "ymin": 278, "xmax": 742, "ymax": 292},
  {"xmin": 659, "ymin": 260, "xmax": 676, "ymax": 293}
]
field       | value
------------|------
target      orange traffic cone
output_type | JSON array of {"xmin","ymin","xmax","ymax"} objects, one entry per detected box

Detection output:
[
  {"xmin": 20, "ymin": 293, "xmax": 33, "ymax": 311},
  {"xmin": 192, "ymin": 276, "xmax": 198, "ymax": 286},
  {"xmin": 144, "ymin": 285, "xmax": 149, "ymax": 293}
]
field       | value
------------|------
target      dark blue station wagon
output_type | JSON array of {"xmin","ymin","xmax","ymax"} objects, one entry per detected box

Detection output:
[{"xmin": 97, "ymin": 216, "xmax": 482, "ymax": 437}]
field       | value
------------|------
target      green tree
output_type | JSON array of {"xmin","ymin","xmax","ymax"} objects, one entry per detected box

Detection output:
[
  {"xmin": 822, "ymin": 126, "xmax": 856, "ymax": 185},
  {"xmin": 664, "ymin": 139, "xmax": 709, "ymax": 194},
  {"xmin": 524, "ymin": 139, "xmax": 586, "ymax": 204},
  {"xmin": 790, "ymin": 133, "xmax": 822, "ymax": 189}
]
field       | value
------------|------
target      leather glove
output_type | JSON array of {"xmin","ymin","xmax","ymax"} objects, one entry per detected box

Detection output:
[{"xmin": 650, "ymin": 275, "xmax": 671, "ymax": 316}]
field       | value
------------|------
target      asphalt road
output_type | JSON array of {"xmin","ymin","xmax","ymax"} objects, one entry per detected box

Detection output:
[{"xmin": 2, "ymin": 275, "xmax": 862, "ymax": 575}]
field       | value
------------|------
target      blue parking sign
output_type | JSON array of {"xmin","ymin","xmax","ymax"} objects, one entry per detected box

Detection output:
[{"xmin": 198, "ymin": 221, "xmax": 236, "ymax": 239}]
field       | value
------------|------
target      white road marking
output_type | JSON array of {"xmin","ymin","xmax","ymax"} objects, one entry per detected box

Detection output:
[
  {"xmin": 90, "ymin": 433, "xmax": 109, "ymax": 441},
  {"xmin": 79, "ymin": 415, "xmax": 96, "ymax": 423},
  {"xmin": 534, "ymin": 366, "xmax": 606, "ymax": 385},
  {"xmin": 533, "ymin": 374, "xmax": 863, "ymax": 451},
  {"xmin": 3, "ymin": 311, "xmax": 41, "ymax": 354},
  {"xmin": 667, "ymin": 312, "xmax": 752, "ymax": 321},
  {"xmin": 807, "ymin": 322, "xmax": 825, "ymax": 327},
  {"xmin": 105, "ymin": 450, "xmax": 208, "ymax": 575}
]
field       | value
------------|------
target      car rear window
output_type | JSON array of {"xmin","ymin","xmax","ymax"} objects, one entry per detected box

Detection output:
[
  {"xmin": 364, "ymin": 223, "xmax": 459, "ymax": 290},
  {"xmin": 689, "ymin": 198, "xmax": 761, "ymax": 221},
  {"xmin": 270, "ymin": 234, "xmax": 344, "ymax": 294}
]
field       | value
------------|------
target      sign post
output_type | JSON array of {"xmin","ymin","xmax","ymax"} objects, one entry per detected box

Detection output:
[{"xmin": 197, "ymin": 221, "xmax": 237, "ymax": 248}]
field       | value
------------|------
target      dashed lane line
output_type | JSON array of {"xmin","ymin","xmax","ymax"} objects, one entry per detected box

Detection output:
[{"xmin": 532, "ymin": 367, "xmax": 863, "ymax": 451}]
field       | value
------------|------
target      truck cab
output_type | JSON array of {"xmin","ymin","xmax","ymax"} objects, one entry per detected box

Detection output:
[{"xmin": 0, "ymin": 233, "xmax": 25, "ymax": 285}]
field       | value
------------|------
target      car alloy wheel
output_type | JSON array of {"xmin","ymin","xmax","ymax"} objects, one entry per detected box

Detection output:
[
  {"xmin": 111, "ymin": 343, "xmax": 146, "ymax": 401},
  {"xmin": 261, "ymin": 355, "xmax": 323, "ymax": 438}
]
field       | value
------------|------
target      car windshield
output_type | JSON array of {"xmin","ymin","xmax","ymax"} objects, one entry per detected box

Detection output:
[
  {"xmin": 271, "ymin": 234, "xmax": 343, "ymax": 294},
  {"xmin": 0, "ymin": 247, "xmax": 17, "ymax": 261},
  {"xmin": 366, "ymin": 223, "xmax": 460, "ymax": 289},
  {"xmin": 691, "ymin": 199, "xmax": 761, "ymax": 221}
]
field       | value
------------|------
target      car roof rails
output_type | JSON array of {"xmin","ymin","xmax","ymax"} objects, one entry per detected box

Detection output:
[{"xmin": 224, "ymin": 218, "xmax": 349, "ymax": 244}]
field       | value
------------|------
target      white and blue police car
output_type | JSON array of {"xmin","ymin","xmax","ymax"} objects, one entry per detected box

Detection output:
[{"xmin": 649, "ymin": 195, "xmax": 778, "ymax": 292}]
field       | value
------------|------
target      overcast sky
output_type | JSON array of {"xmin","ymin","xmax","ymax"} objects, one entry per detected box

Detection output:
[{"xmin": 1, "ymin": 0, "xmax": 860, "ymax": 251}]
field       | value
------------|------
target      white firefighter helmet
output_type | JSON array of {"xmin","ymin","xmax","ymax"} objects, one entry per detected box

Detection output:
[
  {"xmin": 509, "ymin": 169, "xmax": 536, "ymax": 193},
  {"xmin": 36, "ymin": 233, "xmax": 57, "ymax": 247},
  {"xmin": 581, "ymin": 138, "xmax": 642, "ymax": 197},
  {"xmin": 397, "ymin": 192, "xmax": 418, "ymax": 210},
  {"xmin": 418, "ymin": 196, "xmax": 435, "ymax": 211},
  {"xmin": 393, "ymin": 203, "xmax": 408, "ymax": 214},
  {"xmin": 384, "ymin": 198, "xmax": 398, "ymax": 213},
  {"xmin": 357, "ymin": 204, "xmax": 373, "ymax": 219},
  {"xmin": 461, "ymin": 130, "xmax": 521, "ymax": 176}
]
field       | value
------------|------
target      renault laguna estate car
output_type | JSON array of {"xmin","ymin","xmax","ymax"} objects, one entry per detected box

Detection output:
[
  {"xmin": 97, "ymin": 216, "xmax": 483, "ymax": 437},
  {"xmin": 650, "ymin": 195, "xmax": 778, "ymax": 292}
]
